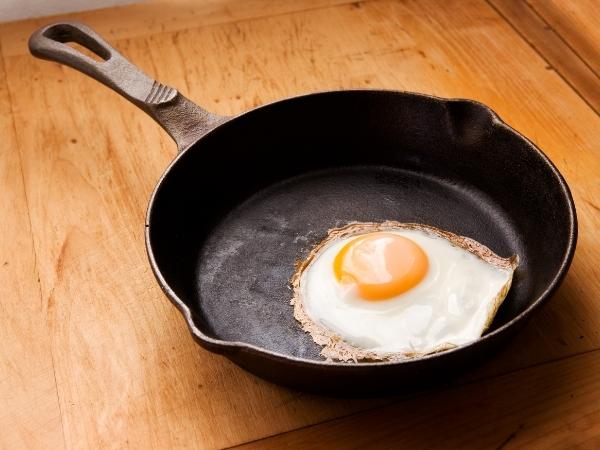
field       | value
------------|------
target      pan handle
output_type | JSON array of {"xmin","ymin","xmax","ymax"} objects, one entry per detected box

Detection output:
[{"xmin": 29, "ymin": 21, "xmax": 226, "ymax": 151}]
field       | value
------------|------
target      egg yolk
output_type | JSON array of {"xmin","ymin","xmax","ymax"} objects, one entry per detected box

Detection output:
[{"xmin": 333, "ymin": 232, "xmax": 429, "ymax": 300}]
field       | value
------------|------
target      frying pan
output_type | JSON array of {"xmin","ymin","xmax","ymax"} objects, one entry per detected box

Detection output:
[{"xmin": 29, "ymin": 22, "xmax": 577, "ymax": 395}]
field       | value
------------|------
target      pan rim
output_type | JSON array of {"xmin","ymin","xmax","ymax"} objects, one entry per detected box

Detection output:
[{"xmin": 144, "ymin": 88, "xmax": 578, "ymax": 369}]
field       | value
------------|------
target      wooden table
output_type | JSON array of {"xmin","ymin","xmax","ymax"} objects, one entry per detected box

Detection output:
[{"xmin": 2, "ymin": 0, "xmax": 599, "ymax": 448}]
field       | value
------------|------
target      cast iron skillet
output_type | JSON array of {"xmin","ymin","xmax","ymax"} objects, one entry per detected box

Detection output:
[{"xmin": 29, "ymin": 22, "xmax": 577, "ymax": 395}]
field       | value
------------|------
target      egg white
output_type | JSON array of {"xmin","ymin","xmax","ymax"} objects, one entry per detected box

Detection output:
[{"xmin": 295, "ymin": 226, "xmax": 516, "ymax": 359}]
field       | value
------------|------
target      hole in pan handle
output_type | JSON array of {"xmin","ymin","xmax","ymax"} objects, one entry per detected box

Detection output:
[{"xmin": 28, "ymin": 21, "xmax": 227, "ymax": 152}]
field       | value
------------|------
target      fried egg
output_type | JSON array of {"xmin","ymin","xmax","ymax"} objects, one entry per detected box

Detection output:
[{"xmin": 291, "ymin": 222, "xmax": 518, "ymax": 362}]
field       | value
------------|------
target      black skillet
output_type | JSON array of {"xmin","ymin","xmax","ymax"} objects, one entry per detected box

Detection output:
[{"xmin": 29, "ymin": 22, "xmax": 577, "ymax": 395}]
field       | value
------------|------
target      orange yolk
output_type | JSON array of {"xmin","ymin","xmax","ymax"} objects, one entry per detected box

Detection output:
[{"xmin": 333, "ymin": 232, "xmax": 429, "ymax": 301}]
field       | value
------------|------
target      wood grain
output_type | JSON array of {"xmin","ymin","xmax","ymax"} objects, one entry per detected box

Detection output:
[
  {"xmin": 237, "ymin": 348, "xmax": 600, "ymax": 449},
  {"xmin": 1, "ymin": 0, "xmax": 600, "ymax": 448},
  {"xmin": 488, "ymin": 0, "xmax": 600, "ymax": 114},
  {"xmin": 528, "ymin": 0, "xmax": 600, "ymax": 78},
  {"xmin": 0, "ymin": 0, "xmax": 363, "ymax": 57},
  {"xmin": 0, "ymin": 45, "xmax": 64, "ymax": 449}
]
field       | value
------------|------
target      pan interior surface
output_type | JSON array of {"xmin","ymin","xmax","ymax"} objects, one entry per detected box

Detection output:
[
  {"xmin": 196, "ymin": 166, "xmax": 523, "ymax": 360},
  {"xmin": 148, "ymin": 91, "xmax": 574, "ymax": 363}
]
